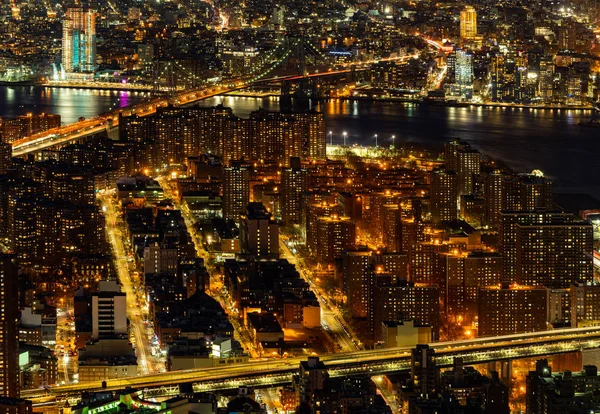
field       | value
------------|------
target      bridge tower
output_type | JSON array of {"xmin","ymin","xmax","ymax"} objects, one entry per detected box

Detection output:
[{"xmin": 152, "ymin": 60, "xmax": 178, "ymax": 97}]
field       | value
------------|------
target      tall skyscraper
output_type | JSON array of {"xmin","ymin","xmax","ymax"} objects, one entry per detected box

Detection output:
[
  {"xmin": 223, "ymin": 160, "xmax": 250, "ymax": 223},
  {"xmin": 62, "ymin": 8, "xmax": 97, "ymax": 73},
  {"xmin": 460, "ymin": 6, "xmax": 477, "ymax": 40},
  {"xmin": 0, "ymin": 254, "xmax": 19, "ymax": 398},
  {"xmin": 455, "ymin": 49, "xmax": 474, "ymax": 99}
]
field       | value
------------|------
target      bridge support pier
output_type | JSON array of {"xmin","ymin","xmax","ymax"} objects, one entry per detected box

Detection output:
[
  {"xmin": 551, "ymin": 351, "xmax": 582, "ymax": 372},
  {"xmin": 582, "ymin": 348, "xmax": 600, "ymax": 368},
  {"xmin": 500, "ymin": 360, "xmax": 512, "ymax": 386}
]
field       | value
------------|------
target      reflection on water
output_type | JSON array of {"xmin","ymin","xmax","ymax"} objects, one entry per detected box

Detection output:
[
  {"xmin": 0, "ymin": 86, "xmax": 150, "ymax": 123},
  {"xmin": 0, "ymin": 87, "xmax": 597, "ymax": 198}
]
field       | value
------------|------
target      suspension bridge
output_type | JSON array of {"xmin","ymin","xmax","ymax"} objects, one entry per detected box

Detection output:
[{"xmin": 11, "ymin": 37, "xmax": 437, "ymax": 156}]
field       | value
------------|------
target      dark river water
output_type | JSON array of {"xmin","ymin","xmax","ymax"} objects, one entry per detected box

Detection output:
[{"xmin": 1, "ymin": 86, "xmax": 598, "ymax": 198}]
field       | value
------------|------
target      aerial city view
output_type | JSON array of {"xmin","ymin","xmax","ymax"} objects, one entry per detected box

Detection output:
[{"xmin": 0, "ymin": 0, "xmax": 599, "ymax": 413}]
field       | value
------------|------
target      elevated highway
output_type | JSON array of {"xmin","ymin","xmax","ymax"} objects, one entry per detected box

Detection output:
[{"xmin": 21, "ymin": 326, "xmax": 600, "ymax": 402}]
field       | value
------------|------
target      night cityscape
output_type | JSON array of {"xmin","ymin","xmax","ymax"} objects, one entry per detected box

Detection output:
[{"xmin": 0, "ymin": 0, "xmax": 599, "ymax": 413}]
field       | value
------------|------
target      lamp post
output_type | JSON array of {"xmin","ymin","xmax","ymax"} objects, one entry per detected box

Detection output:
[
  {"xmin": 343, "ymin": 131, "xmax": 347, "ymax": 146},
  {"xmin": 374, "ymin": 134, "xmax": 378, "ymax": 148}
]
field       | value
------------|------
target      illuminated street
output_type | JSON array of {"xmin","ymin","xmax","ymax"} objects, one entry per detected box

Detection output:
[
  {"xmin": 157, "ymin": 176, "xmax": 261, "ymax": 359},
  {"xmin": 279, "ymin": 237, "xmax": 360, "ymax": 354},
  {"xmin": 98, "ymin": 191, "xmax": 164, "ymax": 375}
]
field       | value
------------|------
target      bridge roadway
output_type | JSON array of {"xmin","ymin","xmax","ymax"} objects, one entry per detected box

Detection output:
[
  {"xmin": 20, "ymin": 326, "xmax": 600, "ymax": 402},
  {"xmin": 11, "ymin": 54, "xmax": 419, "ymax": 157}
]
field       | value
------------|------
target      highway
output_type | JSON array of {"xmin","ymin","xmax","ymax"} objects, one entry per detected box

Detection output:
[{"xmin": 20, "ymin": 325, "xmax": 600, "ymax": 402}]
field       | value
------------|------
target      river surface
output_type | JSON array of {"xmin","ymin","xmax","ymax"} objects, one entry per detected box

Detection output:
[{"xmin": 0, "ymin": 86, "xmax": 598, "ymax": 198}]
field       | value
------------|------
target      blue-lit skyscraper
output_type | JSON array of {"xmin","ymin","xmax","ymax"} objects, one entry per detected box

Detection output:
[{"xmin": 62, "ymin": 8, "xmax": 97, "ymax": 73}]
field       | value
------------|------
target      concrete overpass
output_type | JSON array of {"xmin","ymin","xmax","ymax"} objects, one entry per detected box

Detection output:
[{"xmin": 20, "ymin": 326, "xmax": 600, "ymax": 403}]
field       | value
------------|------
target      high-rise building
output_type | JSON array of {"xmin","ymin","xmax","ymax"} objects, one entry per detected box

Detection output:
[
  {"xmin": 305, "ymin": 201, "xmax": 343, "ymax": 253},
  {"xmin": 136, "ymin": 44, "xmax": 154, "ymax": 72},
  {"xmin": 250, "ymin": 109, "xmax": 301, "ymax": 165},
  {"xmin": 517, "ymin": 172, "xmax": 553, "ymax": 211},
  {"xmin": 411, "ymin": 344, "xmax": 437, "ymax": 395},
  {"xmin": 483, "ymin": 170, "xmax": 506, "ymax": 228},
  {"xmin": 460, "ymin": 6, "xmax": 477, "ymax": 40},
  {"xmin": 92, "ymin": 287, "xmax": 127, "ymax": 340},
  {"xmin": 0, "ymin": 142, "xmax": 11, "ymax": 175},
  {"xmin": 342, "ymin": 249, "xmax": 373, "ymax": 319},
  {"xmin": 500, "ymin": 211, "xmax": 593, "ymax": 285},
  {"xmin": 294, "ymin": 111, "xmax": 326, "ymax": 161},
  {"xmin": 0, "ymin": 254, "xmax": 19, "ymax": 398},
  {"xmin": 1, "ymin": 113, "xmax": 61, "ymax": 144},
  {"xmin": 478, "ymin": 283, "xmax": 548, "ymax": 336},
  {"xmin": 442, "ymin": 250, "xmax": 502, "ymax": 317},
  {"xmin": 298, "ymin": 357, "xmax": 328, "ymax": 403},
  {"xmin": 444, "ymin": 139, "xmax": 480, "ymax": 196},
  {"xmin": 62, "ymin": 8, "xmax": 97, "ymax": 73},
  {"xmin": 382, "ymin": 204, "xmax": 402, "ymax": 252},
  {"xmin": 155, "ymin": 107, "xmax": 186, "ymax": 166},
  {"xmin": 281, "ymin": 158, "xmax": 308, "ymax": 226},
  {"xmin": 430, "ymin": 169, "xmax": 458, "ymax": 223},
  {"xmin": 373, "ymin": 277, "xmax": 439, "ymax": 339},
  {"xmin": 223, "ymin": 161, "xmax": 250, "ymax": 222},
  {"xmin": 240, "ymin": 202, "xmax": 279, "ymax": 257},
  {"xmin": 315, "ymin": 215, "xmax": 356, "ymax": 263},
  {"xmin": 454, "ymin": 49, "xmax": 474, "ymax": 100},
  {"xmin": 570, "ymin": 282, "xmax": 600, "ymax": 327},
  {"xmin": 526, "ymin": 360, "xmax": 600, "ymax": 414}
]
